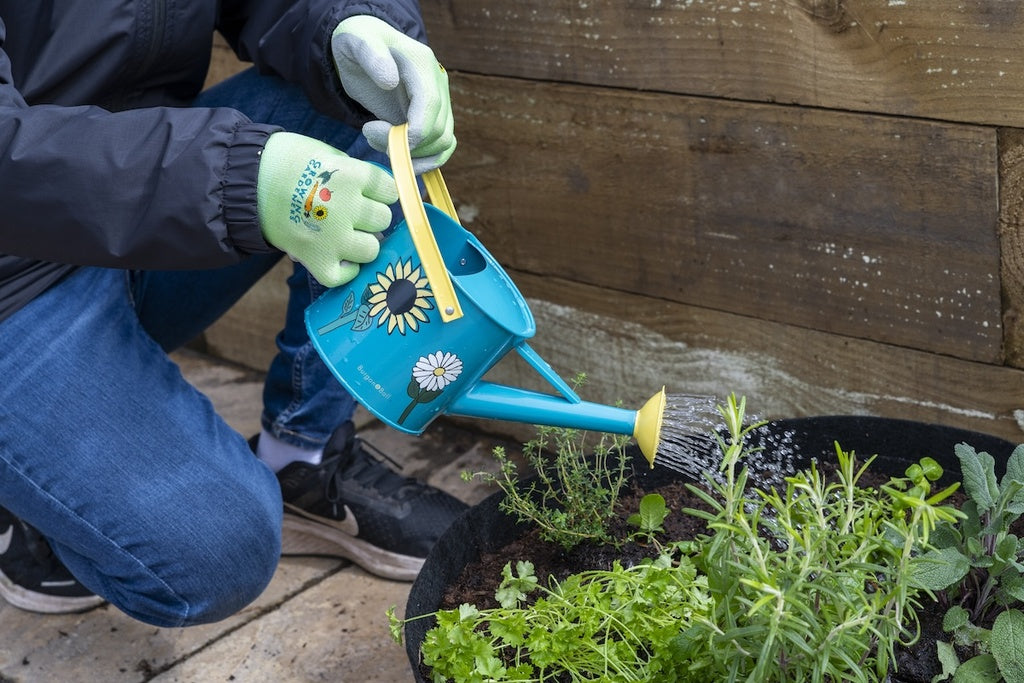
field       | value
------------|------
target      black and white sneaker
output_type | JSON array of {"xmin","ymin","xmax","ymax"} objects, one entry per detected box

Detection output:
[
  {"xmin": 276, "ymin": 422, "xmax": 468, "ymax": 581},
  {"xmin": 0, "ymin": 506, "xmax": 105, "ymax": 614}
]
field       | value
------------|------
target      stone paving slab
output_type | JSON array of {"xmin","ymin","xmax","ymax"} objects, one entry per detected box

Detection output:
[
  {"xmin": 151, "ymin": 567, "xmax": 411, "ymax": 683},
  {"xmin": 0, "ymin": 556, "xmax": 341, "ymax": 682},
  {"xmin": 0, "ymin": 350, "xmax": 519, "ymax": 683}
]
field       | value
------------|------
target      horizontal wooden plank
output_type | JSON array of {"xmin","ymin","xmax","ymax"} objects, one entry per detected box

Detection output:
[
  {"xmin": 440, "ymin": 73, "xmax": 1002, "ymax": 362},
  {"xmin": 423, "ymin": 0, "xmax": 1024, "ymax": 127},
  {"xmin": 481, "ymin": 271, "xmax": 1024, "ymax": 445}
]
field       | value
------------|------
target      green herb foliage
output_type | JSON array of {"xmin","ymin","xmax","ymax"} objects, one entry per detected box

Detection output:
[
  {"xmin": 627, "ymin": 493, "xmax": 671, "ymax": 545},
  {"xmin": 910, "ymin": 443, "xmax": 1024, "ymax": 683},
  {"xmin": 467, "ymin": 377, "xmax": 632, "ymax": 550},
  {"xmin": 394, "ymin": 395, "xmax": 967, "ymax": 682},
  {"xmin": 398, "ymin": 550, "xmax": 712, "ymax": 682},
  {"xmin": 677, "ymin": 394, "xmax": 962, "ymax": 682}
]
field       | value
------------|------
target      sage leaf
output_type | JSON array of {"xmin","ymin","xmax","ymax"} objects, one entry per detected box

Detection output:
[
  {"xmin": 996, "ymin": 534, "xmax": 1019, "ymax": 564},
  {"xmin": 930, "ymin": 524, "xmax": 961, "ymax": 550},
  {"xmin": 962, "ymin": 499, "xmax": 982, "ymax": 539},
  {"xmin": 992, "ymin": 610, "xmax": 1024, "ymax": 683},
  {"xmin": 911, "ymin": 547, "xmax": 971, "ymax": 590},
  {"xmin": 943, "ymin": 606, "xmax": 970, "ymax": 632},
  {"xmin": 955, "ymin": 443, "xmax": 998, "ymax": 512},
  {"xmin": 1004, "ymin": 478, "xmax": 1024, "ymax": 515},
  {"xmin": 933, "ymin": 640, "xmax": 960, "ymax": 683},
  {"xmin": 1004, "ymin": 573, "xmax": 1024, "ymax": 603},
  {"xmin": 952, "ymin": 654, "xmax": 999, "ymax": 683},
  {"xmin": 1005, "ymin": 444, "xmax": 1024, "ymax": 488}
]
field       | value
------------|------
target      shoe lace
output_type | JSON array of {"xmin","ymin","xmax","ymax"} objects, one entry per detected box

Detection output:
[
  {"xmin": 322, "ymin": 437, "xmax": 416, "ymax": 517},
  {"xmin": 359, "ymin": 438, "xmax": 403, "ymax": 471}
]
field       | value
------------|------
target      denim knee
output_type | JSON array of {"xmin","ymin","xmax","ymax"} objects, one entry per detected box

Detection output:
[
  {"xmin": 72, "ymin": 475, "xmax": 284, "ymax": 628},
  {"xmin": 170, "ymin": 505, "xmax": 283, "ymax": 627}
]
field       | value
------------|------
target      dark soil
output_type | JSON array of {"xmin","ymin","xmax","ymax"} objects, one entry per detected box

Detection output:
[
  {"xmin": 425, "ymin": 464, "xmax": 959, "ymax": 683},
  {"xmin": 438, "ymin": 479, "xmax": 710, "ymax": 612}
]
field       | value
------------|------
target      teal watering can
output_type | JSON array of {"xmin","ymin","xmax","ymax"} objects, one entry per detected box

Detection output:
[{"xmin": 304, "ymin": 125, "xmax": 666, "ymax": 465}]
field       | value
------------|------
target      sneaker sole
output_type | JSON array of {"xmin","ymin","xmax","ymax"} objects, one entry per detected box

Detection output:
[
  {"xmin": 0, "ymin": 569, "xmax": 105, "ymax": 614},
  {"xmin": 280, "ymin": 514, "xmax": 425, "ymax": 582}
]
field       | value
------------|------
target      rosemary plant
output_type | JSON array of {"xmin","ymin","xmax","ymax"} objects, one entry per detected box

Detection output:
[{"xmin": 679, "ymin": 394, "xmax": 963, "ymax": 682}]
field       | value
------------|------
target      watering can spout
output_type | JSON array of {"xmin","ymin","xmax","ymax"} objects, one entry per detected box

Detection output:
[
  {"xmin": 449, "ymin": 383, "xmax": 666, "ymax": 467},
  {"xmin": 635, "ymin": 388, "xmax": 667, "ymax": 467}
]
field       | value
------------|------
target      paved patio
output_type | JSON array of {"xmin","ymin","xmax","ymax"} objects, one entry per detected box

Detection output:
[{"xmin": 0, "ymin": 349, "xmax": 517, "ymax": 683}]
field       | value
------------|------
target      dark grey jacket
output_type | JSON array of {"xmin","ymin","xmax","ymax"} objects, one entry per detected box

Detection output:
[{"xmin": 0, "ymin": 0, "xmax": 425, "ymax": 321}]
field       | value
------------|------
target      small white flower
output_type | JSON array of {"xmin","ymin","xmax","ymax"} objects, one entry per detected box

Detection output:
[{"xmin": 412, "ymin": 351, "xmax": 463, "ymax": 392}]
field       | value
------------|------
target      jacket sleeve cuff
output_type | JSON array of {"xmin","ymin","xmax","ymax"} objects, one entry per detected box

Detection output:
[{"xmin": 222, "ymin": 122, "xmax": 281, "ymax": 254}]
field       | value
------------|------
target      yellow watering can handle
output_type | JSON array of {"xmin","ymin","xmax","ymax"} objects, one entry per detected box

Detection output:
[
  {"xmin": 422, "ymin": 167, "xmax": 459, "ymax": 223},
  {"xmin": 387, "ymin": 124, "xmax": 463, "ymax": 322}
]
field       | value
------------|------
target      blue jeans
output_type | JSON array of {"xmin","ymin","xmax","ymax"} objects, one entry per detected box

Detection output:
[{"xmin": 0, "ymin": 69, "xmax": 388, "ymax": 626}]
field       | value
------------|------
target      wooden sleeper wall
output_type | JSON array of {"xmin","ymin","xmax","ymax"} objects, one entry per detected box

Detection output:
[{"xmin": 416, "ymin": 0, "xmax": 1024, "ymax": 443}]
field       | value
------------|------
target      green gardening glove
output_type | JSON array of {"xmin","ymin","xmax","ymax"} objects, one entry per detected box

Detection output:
[
  {"xmin": 331, "ymin": 15, "xmax": 456, "ymax": 173},
  {"xmin": 257, "ymin": 132, "xmax": 399, "ymax": 287}
]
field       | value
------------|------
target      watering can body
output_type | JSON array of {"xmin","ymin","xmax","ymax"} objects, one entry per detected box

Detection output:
[
  {"xmin": 304, "ymin": 126, "xmax": 665, "ymax": 464},
  {"xmin": 307, "ymin": 204, "xmax": 538, "ymax": 434},
  {"xmin": 304, "ymin": 203, "xmax": 665, "ymax": 464}
]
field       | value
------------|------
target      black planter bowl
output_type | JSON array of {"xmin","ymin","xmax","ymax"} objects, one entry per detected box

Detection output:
[{"xmin": 404, "ymin": 416, "xmax": 1018, "ymax": 682}]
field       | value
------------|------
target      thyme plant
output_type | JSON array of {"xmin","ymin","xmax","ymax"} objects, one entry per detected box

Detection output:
[{"xmin": 467, "ymin": 384, "xmax": 632, "ymax": 550}]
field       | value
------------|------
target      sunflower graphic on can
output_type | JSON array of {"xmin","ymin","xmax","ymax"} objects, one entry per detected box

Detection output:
[{"xmin": 367, "ymin": 259, "xmax": 434, "ymax": 335}]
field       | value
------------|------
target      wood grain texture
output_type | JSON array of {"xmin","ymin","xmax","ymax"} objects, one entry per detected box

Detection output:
[
  {"xmin": 1000, "ymin": 129, "xmax": 1024, "ymax": 367},
  {"xmin": 194, "ymin": 19, "xmax": 1022, "ymax": 439},
  {"xmin": 200, "ymin": 262, "xmax": 1024, "ymax": 445},
  {"xmin": 422, "ymin": 0, "xmax": 1024, "ymax": 127},
  {"xmin": 482, "ymin": 271, "xmax": 1024, "ymax": 444},
  {"xmin": 440, "ymin": 72, "xmax": 1002, "ymax": 362}
]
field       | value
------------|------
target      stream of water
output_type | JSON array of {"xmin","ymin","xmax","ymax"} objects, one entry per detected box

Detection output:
[{"xmin": 654, "ymin": 393, "xmax": 799, "ymax": 489}]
